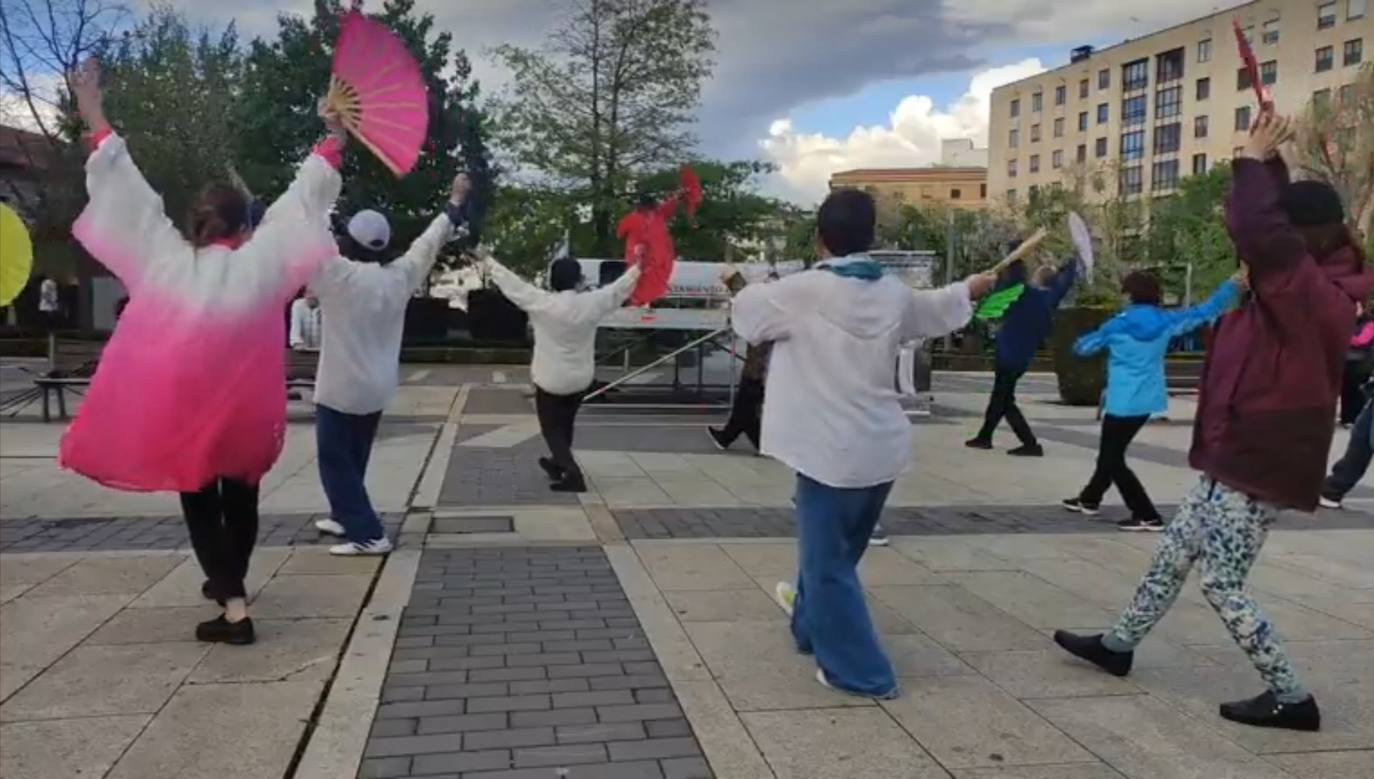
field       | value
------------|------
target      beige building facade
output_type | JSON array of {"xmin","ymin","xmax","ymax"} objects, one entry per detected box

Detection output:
[
  {"xmin": 829, "ymin": 166, "xmax": 989, "ymax": 209},
  {"xmin": 988, "ymin": 0, "xmax": 1372, "ymax": 206}
]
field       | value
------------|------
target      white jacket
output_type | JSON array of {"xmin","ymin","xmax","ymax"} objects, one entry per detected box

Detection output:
[
  {"xmin": 486, "ymin": 259, "xmax": 640, "ymax": 395},
  {"xmin": 732, "ymin": 255, "xmax": 972, "ymax": 488},
  {"xmin": 309, "ymin": 213, "xmax": 454, "ymax": 414}
]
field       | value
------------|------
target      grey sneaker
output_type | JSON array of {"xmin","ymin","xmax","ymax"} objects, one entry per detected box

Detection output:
[{"xmin": 869, "ymin": 524, "xmax": 890, "ymax": 547}]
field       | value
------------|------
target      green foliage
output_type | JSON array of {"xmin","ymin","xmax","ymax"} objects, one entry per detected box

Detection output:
[
  {"xmin": 1144, "ymin": 163, "xmax": 1234, "ymax": 301},
  {"xmin": 489, "ymin": 0, "xmax": 716, "ymax": 255}
]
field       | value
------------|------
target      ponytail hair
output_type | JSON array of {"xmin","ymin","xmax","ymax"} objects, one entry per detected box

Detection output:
[{"xmin": 186, "ymin": 183, "xmax": 250, "ymax": 247}]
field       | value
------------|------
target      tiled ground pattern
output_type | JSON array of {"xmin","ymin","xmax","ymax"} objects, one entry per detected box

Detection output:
[
  {"xmin": 0, "ymin": 512, "xmax": 404, "ymax": 552},
  {"xmin": 360, "ymin": 546, "xmax": 712, "ymax": 779}
]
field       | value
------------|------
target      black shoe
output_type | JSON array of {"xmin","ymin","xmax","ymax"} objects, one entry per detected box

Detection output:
[
  {"xmin": 744, "ymin": 432, "xmax": 761, "ymax": 453},
  {"xmin": 537, "ymin": 457, "xmax": 564, "ymax": 481},
  {"xmin": 196, "ymin": 615, "xmax": 255, "ymax": 645},
  {"xmin": 1053, "ymin": 630, "xmax": 1133, "ymax": 677},
  {"xmin": 707, "ymin": 427, "xmax": 732, "ymax": 451},
  {"xmin": 964, "ymin": 437, "xmax": 993, "ymax": 450},
  {"xmin": 200, "ymin": 580, "xmax": 226, "ymax": 607},
  {"xmin": 1061, "ymin": 497, "xmax": 1100, "ymax": 516},
  {"xmin": 1117, "ymin": 516, "xmax": 1165, "ymax": 532},
  {"xmin": 550, "ymin": 476, "xmax": 587, "ymax": 494},
  {"xmin": 1219, "ymin": 691, "xmax": 1321, "ymax": 731},
  {"xmin": 1007, "ymin": 443, "xmax": 1044, "ymax": 457}
]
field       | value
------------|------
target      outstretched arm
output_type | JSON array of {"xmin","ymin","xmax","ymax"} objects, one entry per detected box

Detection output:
[
  {"xmin": 1165, "ymin": 278, "xmax": 1241, "ymax": 337},
  {"xmin": 388, "ymin": 174, "xmax": 472, "ymax": 293},
  {"xmin": 572, "ymin": 265, "xmax": 642, "ymax": 324},
  {"xmin": 1046, "ymin": 257, "xmax": 1079, "ymax": 308},
  {"xmin": 485, "ymin": 255, "xmax": 551, "ymax": 313},
  {"xmin": 900, "ymin": 273, "xmax": 994, "ymax": 339},
  {"xmin": 1073, "ymin": 317, "xmax": 1122, "ymax": 356}
]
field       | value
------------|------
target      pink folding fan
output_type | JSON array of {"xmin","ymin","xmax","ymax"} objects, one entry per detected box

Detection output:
[{"xmin": 325, "ymin": 10, "xmax": 429, "ymax": 176}]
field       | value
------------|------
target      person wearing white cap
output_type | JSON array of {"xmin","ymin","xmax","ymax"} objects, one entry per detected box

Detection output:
[{"xmin": 309, "ymin": 172, "xmax": 474, "ymax": 555}]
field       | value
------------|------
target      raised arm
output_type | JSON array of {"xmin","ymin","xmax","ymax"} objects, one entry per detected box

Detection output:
[
  {"xmin": 1073, "ymin": 317, "xmax": 1122, "ymax": 357},
  {"xmin": 1164, "ymin": 278, "xmax": 1241, "ymax": 337},
  {"xmin": 571, "ymin": 265, "xmax": 641, "ymax": 324},
  {"xmin": 485, "ymin": 255, "xmax": 552, "ymax": 313},
  {"xmin": 1225, "ymin": 112, "xmax": 1306, "ymax": 277},
  {"xmin": 1046, "ymin": 257, "xmax": 1079, "ymax": 308}
]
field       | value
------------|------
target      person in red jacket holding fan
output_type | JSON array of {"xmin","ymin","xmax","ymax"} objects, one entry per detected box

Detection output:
[{"xmin": 1054, "ymin": 109, "xmax": 1374, "ymax": 731}]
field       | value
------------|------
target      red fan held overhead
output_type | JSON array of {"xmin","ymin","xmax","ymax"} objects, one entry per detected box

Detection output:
[
  {"xmin": 1233, "ymin": 18, "xmax": 1273, "ymax": 111},
  {"xmin": 326, "ymin": 10, "xmax": 429, "ymax": 176},
  {"xmin": 680, "ymin": 166, "xmax": 703, "ymax": 218}
]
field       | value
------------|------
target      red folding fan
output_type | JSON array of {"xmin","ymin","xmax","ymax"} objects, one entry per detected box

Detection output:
[
  {"xmin": 680, "ymin": 166, "xmax": 703, "ymax": 218},
  {"xmin": 325, "ymin": 10, "xmax": 429, "ymax": 176},
  {"xmin": 1233, "ymin": 18, "xmax": 1273, "ymax": 111}
]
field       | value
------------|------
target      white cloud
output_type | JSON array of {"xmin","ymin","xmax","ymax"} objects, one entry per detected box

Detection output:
[{"xmin": 760, "ymin": 58, "xmax": 1045, "ymax": 204}]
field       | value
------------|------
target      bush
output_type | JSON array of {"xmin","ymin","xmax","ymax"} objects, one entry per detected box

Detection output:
[{"xmin": 1052, "ymin": 306, "xmax": 1115, "ymax": 406}]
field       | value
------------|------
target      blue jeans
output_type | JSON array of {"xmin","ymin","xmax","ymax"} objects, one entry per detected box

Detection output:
[
  {"xmin": 316, "ymin": 404, "xmax": 384, "ymax": 543},
  {"xmin": 790, "ymin": 474, "xmax": 898, "ymax": 698},
  {"xmin": 1324, "ymin": 396, "xmax": 1373, "ymax": 500}
]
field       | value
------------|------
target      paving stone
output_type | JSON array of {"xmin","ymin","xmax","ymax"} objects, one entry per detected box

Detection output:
[
  {"xmin": 416, "ymin": 713, "xmax": 509, "ymax": 734},
  {"xmin": 0, "ymin": 714, "xmax": 149, "ymax": 779},
  {"xmin": 467, "ymin": 694, "xmax": 552, "ymax": 713},
  {"xmin": 379, "ymin": 699, "xmax": 469, "ymax": 719},
  {"xmin": 609, "ymin": 737, "xmax": 702, "ymax": 762},
  {"xmin": 513, "ymin": 742, "xmax": 608, "ymax": 767},
  {"xmin": 660, "ymin": 756, "xmax": 713, "ymax": 779},
  {"xmin": 410, "ymin": 748, "xmax": 512, "ymax": 774},
  {"xmin": 558, "ymin": 722, "xmax": 647, "ymax": 744},
  {"xmin": 645, "ymin": 718, "xmax": 692, "ymax": 738},
  {"xmin": 510, "ymin": 707, "xmax": 598, "ymax": 728},
  {"xmin": 359, "ymin": 756, "xmax": 411, "ymax": 778}
]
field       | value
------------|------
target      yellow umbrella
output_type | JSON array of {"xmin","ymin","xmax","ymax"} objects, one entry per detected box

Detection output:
[{"xmin": 0, "ymin": 203, "xmax": 34, "ymax": 307}]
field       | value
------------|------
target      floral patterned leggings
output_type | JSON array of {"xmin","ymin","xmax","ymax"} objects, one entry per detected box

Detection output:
[{"xmin": 1107, "ymin": 477, "xmax": 1302, "ymax": 697}]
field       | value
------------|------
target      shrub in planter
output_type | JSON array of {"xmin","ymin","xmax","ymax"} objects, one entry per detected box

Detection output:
[{"xmin": 1052, "ymin": 306, "xmax": 1115, "ymax": 406}]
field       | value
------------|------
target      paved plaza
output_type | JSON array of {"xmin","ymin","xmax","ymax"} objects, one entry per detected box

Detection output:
[{"xmin": 1, "ymin": 364, "xmax": 1372, "ymax": 778}]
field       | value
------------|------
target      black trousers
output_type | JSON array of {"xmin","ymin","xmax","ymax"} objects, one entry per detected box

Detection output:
[
  {"xmin": 535, "ymin": 386, "xmax": 584, "ymax": 483},
  {"xmin": 976, "ymin": 367, "xmax": 1036, "ymax": 445},
  {"xmin": 179, "ymin": 477, "xmax": 259, "ymax": 600},
  {"xmin": 721, "ymin": 376, "xmax": 764, "ymax": 449},
  {"xmin": 1340, "ymin": 361, "xmax": 1369, "ymax": 425},
  {"xmin": 1078, "ymin": 414, "xmax": 1160, "ymax": 520}
]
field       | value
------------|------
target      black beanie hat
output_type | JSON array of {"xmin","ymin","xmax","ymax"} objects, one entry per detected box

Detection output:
[
  {"xmin": 549, "ymin": 257, "xmax": 583, "ymax": 292},
  {"xmin": 1279, "ymin": 180, "xmax": 1345, "ymax": 226}
]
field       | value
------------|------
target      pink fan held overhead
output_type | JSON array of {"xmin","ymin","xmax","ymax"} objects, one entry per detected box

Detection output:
[{"xmin": 326, "ymin": 10, "xmax": 429, "ymax": 176}]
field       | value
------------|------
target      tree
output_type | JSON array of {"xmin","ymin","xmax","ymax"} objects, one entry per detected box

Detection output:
[
  {"xmin": 490, "ymin": 0, "xmax": 716, "ymax": 255},
  {"xmin": 235, "ymin": 0, "xmax": 494, "ymax": 260},
  {"xmin": 634, "ymin": 160, "xmax": 788, "ymax": 260},
  {"xmin": 1145, "ymin": 163, "xmax": 1234, "ymax": 300},
  {"xmin": 1296, "ymin": 63, "xmax": 1374, "ymax": 238}
]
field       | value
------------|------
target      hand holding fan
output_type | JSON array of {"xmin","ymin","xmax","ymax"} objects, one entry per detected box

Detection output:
[
  {"xmin": 1068, "ymin": 211, "xmax": 1095, "ymax": 282},
  {"xmin": 1233, "ymin": 18, "xmax": 1272, "ymax": 111},
  {"xmin": 988, "ymin": 227, "xmax": 1047, "ymax": 275},
  {"xmin": 974, "ymin": 284, "xmax": 1026, "ymax": 321},
  {"xmin": 325, "ymin": 11, "xmax": 429, "ymax": 176}
]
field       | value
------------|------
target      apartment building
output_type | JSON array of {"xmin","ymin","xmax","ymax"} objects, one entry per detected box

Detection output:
[
  {"xmin": 988, "ymin": 0, "xmax": 1372, "ymax": 206},
  {"xmin": 829, "ymin": 138, "xmax": 990, "ymax": 209}
]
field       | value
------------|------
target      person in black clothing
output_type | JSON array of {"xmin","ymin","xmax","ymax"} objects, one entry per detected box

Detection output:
[
  {"xmin": 1321, "ymin": 376, "xmax": 1374, "ymax": 509},
  {"xmin": 1340, "ymin": 309, "xmax": 1372, "ymax": 425},
  {"xmin": 709, "ymin": 341, "xmax": 770, "ymax": 452},
  {"xmin": 967, "ymin": 252, "xmax": 1078, "ymax": 456}
]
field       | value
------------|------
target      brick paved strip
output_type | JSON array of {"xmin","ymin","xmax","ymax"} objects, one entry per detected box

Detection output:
[
  {"xmin": 359, "ymin": 546, "xmax": 714, "ymax": 778},
  {"xmin": 0, "ymin": 512, "xmax": 403, "ymax": 553}
]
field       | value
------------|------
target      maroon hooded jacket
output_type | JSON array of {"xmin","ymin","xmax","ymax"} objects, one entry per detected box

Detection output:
[{"xmin": 1190, "ymin": 157, "xmax": 1374, "ymax": 510}]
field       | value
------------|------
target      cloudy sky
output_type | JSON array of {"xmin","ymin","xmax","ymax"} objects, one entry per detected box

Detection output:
[{"xmin": 150, "ymin": 0, "xmax": 1224, "ymax": 203}]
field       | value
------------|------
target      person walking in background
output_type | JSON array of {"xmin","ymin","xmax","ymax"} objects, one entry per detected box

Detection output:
[
  {"xmin": 1054, "ymin": 111, "xmax": 1374, "ymax": 731},
  {"xmin": 60, "ymin": 58, "xmax": 345, "ymax": 645},
  {"xmin": 966, "ymin": 252, "xmax": 1078, "ymax": 456},
  {"xmin": 288, "ymin": 293, "xmax": 322, "ymax": 350},
  {"xmin": 1063, "ymin": 270, "xmax": 1242, "ymax": 531},
  {"xmin": 485, "ymin": 253, "xmax": 641, "ymax": 493},
  {"xmin": 735, "ymin": 188, "xmax": 994, "ymax": 699},
  {"xmin": 708, "ymin": 340, "xmax": 770, "ymax": 452},
  {"xmin": 1340, "ymin": 306, "xmax": 1372, "ymax": 426},
  {"xmin": 309, "ymin": 174, "xmax": 472, "ymax": 556},
  {"xmin": 1320, "ymin": 375, "xmax": 1374, "ymax": 510}
]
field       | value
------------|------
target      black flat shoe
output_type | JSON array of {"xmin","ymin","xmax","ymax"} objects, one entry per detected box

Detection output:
[
  {"xmin": 201, "ymin": 580, "xmax": 225, "ymax": 607},
  {"xmin": 1008, "ymin": 443, "xmax": 1044, "ymax": 457},
  {"xmin": 196, "ymin": 615, "xmax": 255, "ymax": 645},
  {"xmin": 1053, "ymin": 630, "xmax": 1132, "ymax": 677},
  {"xmin": 537, "ymin": 456, "xmax": 564, "ymax": 481},
  {"xmin": 550, "ymin": 476, "xmax": 587, "ymax": 493},
  {"xmin": 964, "ymin": 437, "xmax": 993, "ymax": 450},
  {"xmin": 1219, "ymin": 691, "xmax": 1320, "ymax": 731}
]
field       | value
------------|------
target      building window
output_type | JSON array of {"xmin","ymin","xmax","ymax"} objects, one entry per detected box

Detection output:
[
  {"xmin": 1077, "ymin": 144, "xmax": 1087, "ymax": 163},
  {"xmin": 1198, "ymin": 38, "xmax": 1212, "ymax": 63},
  {"xmin": 1317, "ymin": 45, "xmax": 1335, "ymax": 72},
  {"xmin": 1052, "ymin": 150, "xmax": 1064, "ymax": 169},
  {"xmin": 1156, "ymin": 48, "xmax": 1185, "ymax": 82},
  {"xmin": 1078, "ymin": 111, "xmax": 1088, "ymax": 131},
  {"xmin": 1260, "ymin": 60, "xmax": 1278, "ymax": 85},
  {"xmin": 1235, "ymin": 105, "xmax": 1252, "ymax": 131},
  {"xmin": 1154, "ymin": 122, "xmax": 1181, "ymax": 154},
  {"xmin": 1006, "ymin": 189, "xmax": 1017, "ymax": 204},
  {"xmin": 980, "ymin": 183, "xmax": 987, "ymax": 198},
  {"xmin": 1346, "ymin": 38, "xmax": 1363, "ymax": 66},
  {"xmin": 1353, "ymin": 0, "xmax": 1367, "ymax": 20},
  {"xmin": 1242, "ymin": 25, "xmax": 1255, "ymax": 44},
  {"xmin": 1007, "ymin": 159, "xmax": 1017, "ymax": 178},
  {"xmin": 1319, "ymin": 1, "xmax": 1337, "ymax": 28},
  {"xmin": 1011, "ymin": 98, "xmax": 1020, "ymax": 118},
  {"xmin": 1121, "ymin": 95, "xmax": 1147, "ymax": 126},
  {"xmin": 1099, "ymin": 68, "xmax": 1110, "ymax": 89},
  {"xmin": 1095, "ymin": 137, "xmax": 1108, "ymax": 158},
  {"xmin": 1097, "ymin": 103, "xmax": 1109, "ymax": 124},
  {"xmin": 1032, "ymin": 91, "xmax": 1043, "ymax": 112},
  {"xmin": 1155, "ymin": 85, "xmax": 1182, "ymax": 118},
  {"xmin": 1009, "ymin": 128, "xmax": 1019, "ymax": 147},
  {"xmin": 1314, "ymin": 88, "xmax": 1332, "ymax": 110},
  {"xmin": 1340, "ymin": 83, "xmax": 1355, "ymax": 104},
  {"xmin": 1262, "ymin": 18, "xmax": 1280, "ymax": 45},
  {"xmin": 1029, "ymin": 184, "xmax": 1040, "ymax": 202},
  {"xmin": 1152, "ymin": 159, "xmax": 1180, "ymax": 192},
  {"xmin": 1237, "ymin": 67, "xmax": 1253, "ymax": 91},
  {"xmin": 1196, "ymin": 77, "xmax": 1211, "ymax": 100},
  {"xmin": 1055, "ymin": 85, "xmax": 1066, "ymax": 106},
  {"xmin": 1192, "ymin": 153, "xmax": 1208, "ymax": 175},
  {"xmin": 1031, "ymin": 123, "xmax": 1041, "ymax": 142},
  {"xmin": 1194, "ymin": 115, "xmax": 1209, "ymax": 138},
  {"xmin": 1030, "ymin": 154, "xmax": 1040, "ymax": 173},
  {"xmin": 1054, "ymin": 117, "xmax": 1065, "ymax": 138},
  {"xmin": 1120, "ymin": 165, "xmax": 1143, "ymax": 195},
  {"xmin": 1079, "ymin": 78, "xmax": 1089, "ymax": 98},
  {"xmin": 1123, "ymin": 58, "xmax": 1149, "ymax": 90},
  {"xmin": 1120, "ymin": 130, "xmax": 1145, "ymax": 161},
  {"xmin": 951, "ymin": 188, "xmax": 962, "ymax": 200}
]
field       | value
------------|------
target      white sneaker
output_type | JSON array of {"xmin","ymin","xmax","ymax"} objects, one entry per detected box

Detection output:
[
  {"xmin": 330, "ymin": 537, "xmax": 393, "ymax": 556},
  {"xmin": 315, "ymin": 518, "xmax": 346, "ymax": 537},
  {"xmin": 1318, "ymin": 496, "xmax": 1343, "ymax": 510},
  {"xmin": 774, "ymin": 581, "xmax": 796, "ymax": 618},
  {"xmin": 815, "ymin": 667, "xmax": 833, "ymax": 690}
]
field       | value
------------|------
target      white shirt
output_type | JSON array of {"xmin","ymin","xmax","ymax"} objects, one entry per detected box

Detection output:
[
  {"xmin": 308, "ymin": 213, "xmax": 454, "ymax": 414},
  {"xmin": 732, "ymin": 255, "xmax": 972, "ymax": 488},
  {"xmin": 486, "ymin": 259, "xmax": 640, "ymax": 395},
  {"xmin": 289, "ymin": 298, "xmax": 322, "ymax": 350}
]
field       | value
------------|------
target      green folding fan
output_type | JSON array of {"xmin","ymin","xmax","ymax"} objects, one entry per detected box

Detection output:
[{"xmin": 974, "ymin": 283, "xmax": 1026, "ymax": 320}]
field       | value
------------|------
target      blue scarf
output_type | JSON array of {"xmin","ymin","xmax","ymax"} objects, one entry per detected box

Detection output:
[{"xmin": 817, "ymin": 259, "xmax": 884, "ymax": 281}]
